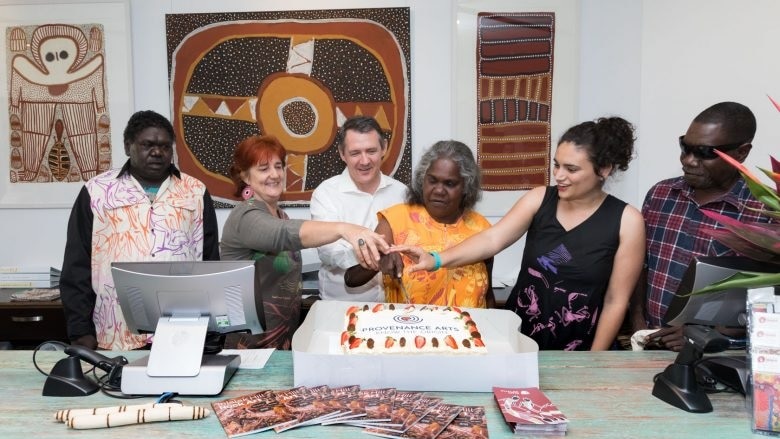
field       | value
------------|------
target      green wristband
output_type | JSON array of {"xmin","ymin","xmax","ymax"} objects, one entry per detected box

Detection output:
[{"xmin": 429, "ymin": 251, "xmax": 442, "ymax": 271}]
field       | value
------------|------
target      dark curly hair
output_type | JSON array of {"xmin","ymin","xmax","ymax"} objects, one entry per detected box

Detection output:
[
  {"xmin": 407, "ymin": 140, "xmax": 482, "ymax": 212},
  {"xmin": 558, "ymin": 116, "xmax": 636, "ymax": 177},
  {"xmin": 123, "ymin": 110, "xmax": 175, "ymax": 145}
]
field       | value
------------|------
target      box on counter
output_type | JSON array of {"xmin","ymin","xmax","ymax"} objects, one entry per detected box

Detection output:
[{"xmin": 292, "ymin": 300, "xmax": 539, "ymax": 392}]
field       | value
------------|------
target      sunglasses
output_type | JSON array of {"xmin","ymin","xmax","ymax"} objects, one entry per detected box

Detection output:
[{"xmin": 678, "ymin": 135, "xmax": 745, "ymax": 160}]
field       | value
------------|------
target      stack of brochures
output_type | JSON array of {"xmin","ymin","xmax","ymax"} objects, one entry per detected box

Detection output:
[
  {"xmin": 494, "ymin": 386, "xmax": 568, "ymax": 436},
  {"xmin": 211, "ymin": 385, "xmax": 487, "ymax": 438},
  {"xmin": 0, "ymin": 265, "xmax": 61, "ymax": 288}
]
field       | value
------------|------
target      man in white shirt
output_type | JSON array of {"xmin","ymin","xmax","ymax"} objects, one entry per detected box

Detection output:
[{"xmin": 311, "ymin": 116, "xmax": 407, "ymax": 302}]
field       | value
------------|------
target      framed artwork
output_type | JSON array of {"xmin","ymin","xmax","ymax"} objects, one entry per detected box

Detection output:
[
  {"xmin": 166, "ymin": 8, "xmax": 412, "ymax": 208},
  {"xmin": 0, "ymin": 0, "xmax": 133, "ymax": 208},
  {"xmin": 476, "ymin": 12, "xmax": 555, "ymax": 191},
  {"xmin": 455, "ymin": 1, "xmax": 578, "ymax": 216}
]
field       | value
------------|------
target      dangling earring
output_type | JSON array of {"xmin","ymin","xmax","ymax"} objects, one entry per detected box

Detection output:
[{"xmin": 241, "ymin": 186, "xmax": 253, "ymax": 200}]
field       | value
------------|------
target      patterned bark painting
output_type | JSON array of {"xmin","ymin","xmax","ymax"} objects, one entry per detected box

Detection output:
[
  {"xmin": 477, "ymin": 13, "xmax": 554, "ymax": 190},
  {"xmin": 6, "ymin": 24, "xmax": 111, "ymax": 183},
  {"xmin": 166, "ymin": 8, "xmax": 411, "ymax": 207}
]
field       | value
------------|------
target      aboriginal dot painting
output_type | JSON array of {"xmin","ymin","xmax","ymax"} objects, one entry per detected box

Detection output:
[
  {"xmin": 166, "ymin": 8, "xmax": 411, "ymax": 208},
  {"xmin": 477, "ymin": 13, "xmax": 554, "ymax": 191},
  {"xmin": 6, "ymin": 24, "xmax": 111, "ymax": 183}
]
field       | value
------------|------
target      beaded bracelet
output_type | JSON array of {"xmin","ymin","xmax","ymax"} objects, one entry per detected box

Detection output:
[{"xmin": 429, "ymin": 251, "xmax": 442, "ymax": 271}]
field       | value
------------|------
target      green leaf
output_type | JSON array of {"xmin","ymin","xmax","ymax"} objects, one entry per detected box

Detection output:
[
  {"xmin": 759, "ymin": 166, "xmax": 780, "ymax": 185},
  {"xmin": 691, "ymin": 271, "xmax": 780, "ymax": 295},
  {"xmin": 759, "ymin": 164, "xmax": 780, "ymax": 194},
  {"xmin": 743, "ymin": 173, "xmax": 780, "ymax": 211}
]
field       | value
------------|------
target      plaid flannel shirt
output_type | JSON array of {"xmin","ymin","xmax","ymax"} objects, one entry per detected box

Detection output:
[{"xmin": 642, "ymin": 176, "xmax": 770, "ymax": 327}]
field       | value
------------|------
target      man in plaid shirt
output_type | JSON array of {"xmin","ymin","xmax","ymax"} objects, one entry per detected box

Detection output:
[{"xmin": 630, "ymin": 102, "xmax": 770, "ymax": 351}]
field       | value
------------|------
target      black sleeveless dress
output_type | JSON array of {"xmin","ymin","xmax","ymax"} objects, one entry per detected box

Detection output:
[{"xmin": 505, "ymin": 186, "xmax": 626, "ymax": 350}]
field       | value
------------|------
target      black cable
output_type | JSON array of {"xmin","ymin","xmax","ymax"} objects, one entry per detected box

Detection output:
[
  {"xmin": 157, "ymin": 392, "xmax": 182, "ymax": 404},
  {"xmin": 32, "ymin": 340, "xmax": 145, "ymax": 400},
  {"xmin": 33, "ymin": 342, "xmax": 195, "ymax": 402},
  {"xmin": 31, "ymin": 340, "xmax": 69, "ymax": 377}
]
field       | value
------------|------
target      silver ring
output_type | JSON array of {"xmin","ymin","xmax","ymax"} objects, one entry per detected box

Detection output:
[{"xmin": 358, "ymin": 238, "xmax": 366, "ymax": 246}]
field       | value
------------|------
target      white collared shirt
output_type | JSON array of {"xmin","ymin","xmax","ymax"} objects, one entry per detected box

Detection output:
[{"xmin": 310, "ymin": 169, "xmax": 407, "ymax": 301}]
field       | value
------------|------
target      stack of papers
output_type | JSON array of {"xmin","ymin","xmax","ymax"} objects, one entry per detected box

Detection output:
[{"xmin": 0, "ymin": 266, "xmax": 60, "ymax": 288}]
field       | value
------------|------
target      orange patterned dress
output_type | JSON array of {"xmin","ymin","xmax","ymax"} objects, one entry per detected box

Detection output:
[{"xmin": 379, "ymin": 204, "xmax": 491, "ymax": 307}]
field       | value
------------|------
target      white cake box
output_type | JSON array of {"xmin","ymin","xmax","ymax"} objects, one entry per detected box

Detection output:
[{"xmin": 292, "ymin": 300, "xmax": 539, "ymax": 392}]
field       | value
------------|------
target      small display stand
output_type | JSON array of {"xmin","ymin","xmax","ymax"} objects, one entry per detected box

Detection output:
[
  {"xmin": 747, "ymin": 286, "xmax": 780, "ymax": 435},
  {"xmin": 120, "ymin": 315, "xmax": 240, "ymax": 396}
]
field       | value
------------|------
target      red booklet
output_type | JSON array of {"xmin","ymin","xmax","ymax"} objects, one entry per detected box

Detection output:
[
  {"xmin": 211, "ymin": 389, "xmax": 297, "ymax": 438},
  {"xmin": 493, "ymin": 387, "xmax": 567, "ymax": 435}
]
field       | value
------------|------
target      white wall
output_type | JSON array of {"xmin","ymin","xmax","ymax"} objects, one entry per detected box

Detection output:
[
  {"xmin": 638, "ymin": 0, "xmax": 780, "ymax": 186},
  {"xmin": 1, "ymin": 0, "xmax": 779, "ymax": 287},
  {"xmin": 578, "ymin": 0, "xmax": 643, "ymax": 204}
]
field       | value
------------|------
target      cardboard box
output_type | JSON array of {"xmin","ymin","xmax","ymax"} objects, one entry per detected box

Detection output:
[{"xmin": 292, "ymin": 301, "xmax": 539, "ymax": 392}]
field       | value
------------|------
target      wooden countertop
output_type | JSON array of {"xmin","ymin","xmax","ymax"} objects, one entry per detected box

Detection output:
[{"xmin": 0, "ymin": 350, "xmax": 762, "ymax": 438}]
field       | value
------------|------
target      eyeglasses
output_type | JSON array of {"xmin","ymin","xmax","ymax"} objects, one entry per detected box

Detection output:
[{"xmin": 678, "ymin": 135, "xmax": 745, "ymax": 160}]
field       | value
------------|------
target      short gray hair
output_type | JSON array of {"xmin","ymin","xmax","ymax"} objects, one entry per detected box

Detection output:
[{"xmin": 407, "ymin": 140, "xmax": 482, "ymax": 212}]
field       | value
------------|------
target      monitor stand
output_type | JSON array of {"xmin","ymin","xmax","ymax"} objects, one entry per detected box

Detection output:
[{"xmin": 120, "ymin": 315, "xmax": 241, "ymax": 395}]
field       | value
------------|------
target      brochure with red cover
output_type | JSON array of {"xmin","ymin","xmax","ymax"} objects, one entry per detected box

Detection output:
[
  {"xmin": 211, "ymin": 389, "xmax": 297, "ymax": 438},
  {"xmin": 493, "ymin": 387, "xmax": 567, "ymax": 435}
]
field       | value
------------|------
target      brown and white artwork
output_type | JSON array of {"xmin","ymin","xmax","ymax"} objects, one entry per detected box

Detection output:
[
  {"xmin": 477, "ymin": 12, "xmax": 555, "ymax": 190},
  {"xmin": 166, "ymin": 8, "xmax": 411, "ymax": 207},
  {"xmin": 6, "ymin": 24, "xmax": 111, "ymax": 183}
]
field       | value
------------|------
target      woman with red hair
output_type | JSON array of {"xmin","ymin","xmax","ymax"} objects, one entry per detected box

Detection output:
[{"xmin": 221, "ymin": 135, "xmax": 388, "ymax": 349}]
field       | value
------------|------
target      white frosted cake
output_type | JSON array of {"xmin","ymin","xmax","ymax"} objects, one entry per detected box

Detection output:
[{"xmin": 341, "ymin": 303, "xmax": 486, "ymax": 355}]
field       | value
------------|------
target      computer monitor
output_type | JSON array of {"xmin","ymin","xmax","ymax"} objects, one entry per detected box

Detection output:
[
  {"xmin": 111, "ymin": 260, "xmax": 262, "ymax": 395},
  {"xmin": 664, "ymin": 256, "xmax": 779, "ymax": 327},
  {"xmin": 111, "ymin": 260, "xmax": 262, "ymax": 335}
]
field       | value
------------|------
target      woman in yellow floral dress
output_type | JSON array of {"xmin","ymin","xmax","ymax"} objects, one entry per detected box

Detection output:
[{"xmin": 345, "ymin": 140, "xmax": 494, "ymax": 307}]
